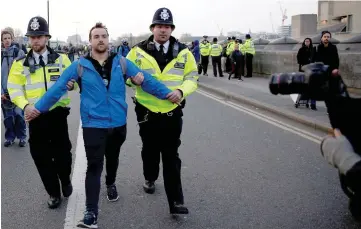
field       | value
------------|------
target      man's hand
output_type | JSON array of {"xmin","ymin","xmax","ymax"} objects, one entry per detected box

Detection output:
[
  {"xmin": 66, "ymin": 79, "xmax": 76, "ymax": 91},
  {"xmin": 167, "ymin": 89, "xmax": 183, "ymax": 104},
  {"xmin": 1, "ymin": 94, "xmax": 8, "ymax": 101},
  {"xmin": 130, "ymin": 72, "xmax": 144, "ymax": 86},
  {"xmin": 24, "ymin": 105, "xmax": 40, "ymax": 122},
  {"xmin": 332, "ymin": 69, "xmax": 339, "ymax": 77}
]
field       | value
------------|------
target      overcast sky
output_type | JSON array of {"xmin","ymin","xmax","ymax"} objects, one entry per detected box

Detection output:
[{"xmin": 0, "ymin": 0, "xmax": 320, "ymax": 41}]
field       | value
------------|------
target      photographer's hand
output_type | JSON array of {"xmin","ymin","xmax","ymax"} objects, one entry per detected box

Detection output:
[{"xmin": 321, "ymin": 129, "xmax": 361, "ymax": 175}]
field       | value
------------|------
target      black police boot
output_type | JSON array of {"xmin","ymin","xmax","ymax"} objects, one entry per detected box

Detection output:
[
  {"xmin": 62, "ymin": 182, "xmax": 73, "ymax": 198},
  {"xmin": 311, "ymin": 104, "xmax": 317, "ymax": 110},
  {"xmin": 143, "ymin": 181, "xmax": 155, "ymax": 194},
  {"xmin": 349, "ymin": 197, "xmax": 361, "ymax": 221},
  {"xmin": 170, "ymin": 202, "xmax": 189, "ymax": 215},
  {"xmin": 47, "ymin": 196, "xmax": 61, "ymax": 209}
]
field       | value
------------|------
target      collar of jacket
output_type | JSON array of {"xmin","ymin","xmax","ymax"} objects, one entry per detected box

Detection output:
[
  {"xmin": 136, "ymin": 35, "xmax": 186, "ymax": 54},
  {"xmin": 78, "ymin": 52, "xmax": 120, "ymax": 73},
  {"xmin": 23, "ymin": 46, "xmax": 59, "ymax": 67}
]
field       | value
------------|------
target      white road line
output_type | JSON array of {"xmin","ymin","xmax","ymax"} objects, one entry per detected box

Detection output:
[
  {"xmin": 64, "ymin": 123, "xmax": 86, "ymax": 229},
  {"xmin": 197, "ymin": 89, "xmax": 322, "ymax": 144}
]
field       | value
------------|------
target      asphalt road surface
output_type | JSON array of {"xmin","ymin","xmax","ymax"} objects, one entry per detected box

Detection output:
[{"xmin": 1, "ymin": 90, "xmax": 360, "ymax": 229}]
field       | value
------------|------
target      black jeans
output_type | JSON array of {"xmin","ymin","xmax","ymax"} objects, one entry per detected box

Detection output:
[
  {"xmin": 29, "ymin": 107, "xmax": 72, "ymax": 197},
  {"xmin": 135, "ymin": 103, "xmax": 184, "ymax": 206},
  {"xmin": 211, "ymin": 56, "xmax": 223, "ymax": 77},
  {"xmin": 245, "ymin": 53, "xmax": 253, "ymax": 77},
  {"xmin": 83, "ymin": 125, "xmax": 126, "ymax": 213},
  {"xmin": 201, "ymin": 55, "xmax": 209, "ymax": 74}
]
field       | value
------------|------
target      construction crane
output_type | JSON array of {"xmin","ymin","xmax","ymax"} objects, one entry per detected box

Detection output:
[{"xmin": 277, "ymin": 1, "xmax": 288, "ymax": 26}]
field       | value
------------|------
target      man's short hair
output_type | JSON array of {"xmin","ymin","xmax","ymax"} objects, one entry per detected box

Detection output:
[
  {"xmin": 321, "ymin": 30, "xmax": 332, "ymax": 38},
  {"xmin": 1, "ymin": 30, "xmax": 13, "ymax": 41},
  {"xmin": 89, "ymin": 22, "xmax": 109, "ymax": 40}
]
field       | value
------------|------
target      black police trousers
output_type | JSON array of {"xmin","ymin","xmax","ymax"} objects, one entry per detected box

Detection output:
[
  {"xmin": 201, "ymin": 55, "xmax": 209, "ymax": 75},
  {"xmin": 135, "ymin": 103, "xmax": 184, "ymax": 206},
  {"xmin": 28, "ymin": 107, "xmax": 72, "ymax": 198},
  {"xmin": 82, "ymin": 125, "xmax": 126, "ymax": 213},
  {"xmin": 211, "ymin": 56, "xmax": 223, "ymax": 77},
  {"xmin": 245, "ymin": 53, "xmax": 253, "ymax": 77}
]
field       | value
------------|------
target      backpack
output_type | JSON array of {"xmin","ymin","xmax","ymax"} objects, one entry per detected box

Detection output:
[
  {"xmin": 1, "ymin": 46, "xmax": 19, "ymax": 65},
  {"xmin": 76, "ymin": 56, "xmax": 127, "ymax": 93}
]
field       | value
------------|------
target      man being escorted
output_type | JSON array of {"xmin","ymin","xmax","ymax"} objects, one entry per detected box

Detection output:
[
  {"xmin": 127, "ymin": 7, "xmax": 198, "ymax": 215},
  {"xmin": 32, "ymin": 22, "xmax": 174, "ymax": 228}
]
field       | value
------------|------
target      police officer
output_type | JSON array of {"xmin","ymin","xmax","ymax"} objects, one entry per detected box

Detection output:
[
  {"xmin": 244, "ymin": 34, "xmax": 255, "ymax": 77},
  {"xmin": 210, "ymin": 37, "xmax": 223, "ymax": 77},
  {"xmin": 199, "ymin": 35, "xmax": 211, "ymax": 76},
  {"xmin": 7, "ymin": 16, "xmax": 75, "ymax": 209},
  {"xmin": 127, "ymin": 7, "xmax": 199, "ymax": 215}
]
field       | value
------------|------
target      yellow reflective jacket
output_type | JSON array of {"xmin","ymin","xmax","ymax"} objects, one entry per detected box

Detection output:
[
  {"xmin": 243, "ymin": 39, "xmax": 256, "ymax": 55},
  {"xmin": 127, "ymin": 37, "xmax": 198, "ymax": 113},
  {"xmin": 7, "ymin": 48, "xmax": 73, "ymax": 110},
  {"xmin": 210, "ymin": 43, "xmax": 222, "ymax": 56},
  {"xmin": 200, "ymin": 41, "xmax": 211, "ymax": 56}
]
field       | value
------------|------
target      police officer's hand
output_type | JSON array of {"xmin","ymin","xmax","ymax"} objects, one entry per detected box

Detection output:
[
  {"xmin": 167, "ymin": 89, "xmax": 183, "ymax": 104},
  {"xmin": 131, "ymin": 72, "xmax": 144, "ymax": 86},
  {"xmin": 66, "ymin": 79, "xmax": 76, "ymax": 91},
  {"xmin": 24, "ymin": 105, "xmax": 40, "ymax": 122}
]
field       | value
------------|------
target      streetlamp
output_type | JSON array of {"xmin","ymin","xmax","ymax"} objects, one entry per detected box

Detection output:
[
  {"xmin": 47, "ymin": 0, "xmax": 50, "ymax": 46},
  {"xmin": 73, "ymin": 22, "xmax": 80, "ymax": 46}
]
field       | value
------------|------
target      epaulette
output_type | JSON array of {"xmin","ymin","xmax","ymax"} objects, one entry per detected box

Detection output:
[{"xmin": 15, "ymin": 55, "xmax": 26, "ymax": 61}]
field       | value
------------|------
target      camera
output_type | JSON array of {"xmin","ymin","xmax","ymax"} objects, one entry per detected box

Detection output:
[
  {"xmin": 269, "ymin": 63, "xmax": 361, "ymax": 221},
  {"xmin": 269, "ymin": 63, "xmax": 349, "ymax": 101}
]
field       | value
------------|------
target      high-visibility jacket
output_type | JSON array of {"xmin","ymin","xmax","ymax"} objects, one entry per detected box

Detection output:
[
  {"xmin": 200, "ymin": 42, "xmax": 211, "ymax": 56},
  {"xmin": 243, "ymin": 39, "xmax": 256, "ymax": 55},
  {"xmin": 226, "ymin": 41, "xmax": 235, "ymax": 55},
  {"xmin": 7, "ymin": 47, "xmax": 72, "ymax": 110},
  {"xmin": 210, "ymin": 43, "xmax": 222, "ymax": 57},
  {"xmin": 127, "ymin": 36, "xmax": 198, "ymax": 113}
]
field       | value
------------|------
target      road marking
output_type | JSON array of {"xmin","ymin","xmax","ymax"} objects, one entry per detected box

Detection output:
[
  {"xmin": 197, "ymin": 89, "xmax": 322, "ymax": 144},
  {"xmin": 64, "ymin": 123, "xmax": 86, "ymax": 229}
]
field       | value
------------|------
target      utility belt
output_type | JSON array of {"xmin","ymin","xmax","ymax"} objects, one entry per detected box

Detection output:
[{"xmin": 133, "ymin": 98, "xmax": 183, "ymax": 124}]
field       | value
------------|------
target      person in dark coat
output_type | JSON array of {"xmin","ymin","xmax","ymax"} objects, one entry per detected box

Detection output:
[
  {"xmin": 297, "ymin": 37, "xmax": 316, "ymax": 109},
  {"xmin": 314, "ymin": 31, "xmax": 339, "ymax": 72},
  {"xmin": 228, "ymin": 44, "xmax": 243, "ymax": 81}
]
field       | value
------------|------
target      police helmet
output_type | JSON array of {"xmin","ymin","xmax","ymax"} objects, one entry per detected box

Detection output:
[
  {"xmin": 25, "ymin": 16, "xmax": 51, "ymax": 38},
  {"xmin": 245, "ymin": 34, "xmax": 251, "ymax": 39},
  {"xmin": 231, "ymin": 36, "xmax": 236, "ymax": 40},
  {"xmin": 227, "ymin": 37, "xmax": 231, "ymax": 41},
  {"xmin": 150, "ymin": 8, "xmax": 175, "ymax": 29},
  {"xmin": 213, "ymin": 37, "xmax": 218, "ymax": 42}
]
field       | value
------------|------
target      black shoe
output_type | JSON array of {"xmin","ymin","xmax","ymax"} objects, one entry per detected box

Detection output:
[
  {"xmin": 77, "ymin": 210, "xmax": 98, "ymax": 228},
  {"xmin": 143, "ymin": 181, "xmax": 155, "ymax": 194},
  {"xmin": 4, "ymin": 140, "xmax": 14, "ymax": 147},
  {"xmin": 19, "ymin": 139, "xmax": 27, "ymax": 147},
  {"xmin": 238, "ymin": 78, "xmax": 243, "ymax": 81},
  {"xmin": 106, "ymin": 184, "xmax": 119, "ymax": 202},
  {"xmin": 170, "ymin": 202, "xmax": 189, "ymax": 215},
  {"xmin": 62, "ymin": 182, "xmax": 73, "ymax": 198},
  {"xmin": 214, "ymin": 75, "xmax": 217, "ymax": 77},
  {"xmin": 47, "ymin": 196, "xmax": 61, "ymax": 209},
  {"xmin": 349, "ymin": 197, "xmax": 361, "ymax": 221},
  {"xmin": 220, "ymin": 75, "xmax": 224, "ymax": 77}
]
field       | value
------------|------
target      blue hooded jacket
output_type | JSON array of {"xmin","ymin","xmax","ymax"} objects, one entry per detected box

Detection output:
[
  {"xmin": 35, "ymin": 54, "xmax": 172, "ymax": 128},
  {"xmin": 192, "ymin": 40, "xmax": 200, "ymax": 63}
]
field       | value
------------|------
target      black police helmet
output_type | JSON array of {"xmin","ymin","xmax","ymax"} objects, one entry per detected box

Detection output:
[
  {"xmin": 25, "ymin": 16, "xmax": 51, "ymax": 38},
  {"xmin": 227, "ymin": 37, "xmax": 231, "ymax": 41},
  {"xmin": 150, "ymin": 8, "xmax": 175, "ymax": 29},
  {"xmin": 231, "ymin": 36, "xmax": 236, "ymax": 40},
  {"xmin": 213, "ymin": 37, "xmax": 218, "ymax": 42}
]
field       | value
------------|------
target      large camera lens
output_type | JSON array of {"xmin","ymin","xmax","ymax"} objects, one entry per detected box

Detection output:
[{"xmin": 269, "ymin": 72, "xmax": 308, "ymax": 95}]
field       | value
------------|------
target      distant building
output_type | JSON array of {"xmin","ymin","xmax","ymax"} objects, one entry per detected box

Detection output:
[
  {"xmin": 318, "ymin": 0, "xmax": 361, "ymax": 33},
  {"xmin": 277, "ymin": 25, "xmax": 292, "ymax": 37}
]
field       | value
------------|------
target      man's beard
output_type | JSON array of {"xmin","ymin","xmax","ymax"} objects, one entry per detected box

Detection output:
[
  {"xmin": 94, "ymin": 45, "xmax": 107, "ymax": 54},
  {"xmin": 32, "ymin": 43, "xmax": 46, "ymax": 53}
]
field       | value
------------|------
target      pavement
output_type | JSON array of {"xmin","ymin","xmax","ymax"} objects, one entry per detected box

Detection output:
[
  {"xmin": 2, "ymin": 90, "xmax": 361, "ymax": 229},
  {"xmin": 198, "ymin": 72, "xmax": 332, "ymax": 133}
]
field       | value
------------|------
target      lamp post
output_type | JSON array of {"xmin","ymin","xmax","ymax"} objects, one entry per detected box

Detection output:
[{"xmin": 47, "ymin": 0, "xmax": 50, "ymax": 46}]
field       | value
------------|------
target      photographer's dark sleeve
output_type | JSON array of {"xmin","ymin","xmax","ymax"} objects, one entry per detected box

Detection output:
[{"xmin": 346, "ymin": 161, "xmax": 361, "ymax": 193}]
